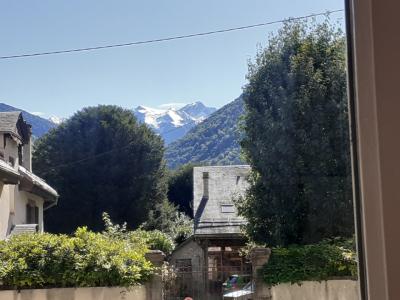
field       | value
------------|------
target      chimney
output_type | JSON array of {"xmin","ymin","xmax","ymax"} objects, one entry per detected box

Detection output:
[
  {"xmin": 203, "ymin": 172, "xmax": 209, "ymax": 199},
  {"xmin": 22, "ymin": 130, "xmax": 32, "ymax": 171}
]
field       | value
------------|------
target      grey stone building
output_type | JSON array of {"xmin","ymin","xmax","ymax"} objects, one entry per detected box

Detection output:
[{"xmin": 168, "ymin": 165, "xmax": 251, "ymax": 299}]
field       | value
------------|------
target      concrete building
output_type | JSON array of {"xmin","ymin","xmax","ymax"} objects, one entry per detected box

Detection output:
[
  {"xmin": 168, "ymin": 165, "xmax": 251, "ymax": 299},
  {"xmin": 0, "ymin": 112, "xmax": 58, "ymax": 239}
]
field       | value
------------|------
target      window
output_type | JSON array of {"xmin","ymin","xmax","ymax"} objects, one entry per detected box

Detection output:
[
  {"xmin": 18, "ymin": 144, "xmax": 22, "ymax": 165},
  {"xmin": 26, "ymin": 203, "xmax": 39, "ymax": 224},
  {"xmin": 8, "ymin": 156, "xmax": 15, "ymax": 167},
  {"xmin": 175, "ymin": 259, "xmax": 192, "ymax": 272},
  {"xmin": 221, "ymin": 204, "xmax": 235, "ymax": 213}
]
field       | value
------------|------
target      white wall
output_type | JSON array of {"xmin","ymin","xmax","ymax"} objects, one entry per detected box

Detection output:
[
  {"xmin": 0, "ymin": 286, "xmax": 148, "ymax": 300},
  {"xmin": 0, "ymin": 183, "xmax": 12, "ymax": 238},
  {"xmin": 271, "ymin": 280, "xmax": 359, "ymax": 300},
  {"xmin": 0, "ymin": 133, "xmax": 45, "ymax": 239},
  {"xmin": 1, "ymin": 133, "xmax": 20, "ymax": 168},
  {"xmin": 0, "ymin": 184, "xmax": 45, "ymax": 239}
]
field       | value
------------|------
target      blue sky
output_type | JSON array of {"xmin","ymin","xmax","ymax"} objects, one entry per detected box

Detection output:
[{"xmin": 0, "ymin": 0, "xmax": 344, "ymax": 118}]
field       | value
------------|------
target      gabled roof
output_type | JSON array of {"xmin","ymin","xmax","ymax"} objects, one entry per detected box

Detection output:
[
  {"xmin": 19, "ymin": 166, "xmax": 58, "ymax": 203},
  {"xmin": 0, "ymin": 111, "xmax": 31, "ymax": 143},
  {"xmin": 193, "ymin": 165, "xmax": 250, "ymax": 237},
  {"xmin": 0, "ymin": 159, "xmax": 20, "ymax": 184}
]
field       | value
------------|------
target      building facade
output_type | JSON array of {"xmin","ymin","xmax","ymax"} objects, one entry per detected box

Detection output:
[
  {"xmin": 0, "ymin": 112, "xmax": 58, "ymax": 239},
  {"xmin": 169, "ymin": 165, "xmax": 251, "ymax": 299}
]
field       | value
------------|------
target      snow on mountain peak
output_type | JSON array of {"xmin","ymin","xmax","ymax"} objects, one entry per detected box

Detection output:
[
  {"xmin": 48, "ymin": 116, "xmax": 65, "ymax": 125},
  {"xmin": 133, "ymin": 101, "xmax": 216, "ymax": 144}
]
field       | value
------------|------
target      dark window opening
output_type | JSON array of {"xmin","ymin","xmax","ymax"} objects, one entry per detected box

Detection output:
[
  {"xmin": 26, "ymin": 203, "xmax": 39, "ymax": 224},
  {"xmin": 175, "ymin": 259, "xmax": 192, "ymax": 272},
  {"xmin": 9, "ymin": 156, "xmax": 15, "ymax": 167},
  {"xmin": 18, "ymin": 144, "xmax": 23, "ymax": 165}
]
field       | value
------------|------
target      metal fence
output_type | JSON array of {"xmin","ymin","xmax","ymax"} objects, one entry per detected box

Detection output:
[{"xmin": 163, "ymin": 265, "xmax": 253, "ymax": 300}]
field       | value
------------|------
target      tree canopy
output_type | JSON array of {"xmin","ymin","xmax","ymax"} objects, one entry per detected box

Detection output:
[
  {"xmin": 167, "ymin": 163, "xmax": 196, "ymax": 217},
  {"xmin": 33, "ymin": 105, "xmax": 167, "ymax": 233},
  {"xmin": 238, "ymin": 21, "xmax": 354, "ymax": 246}
]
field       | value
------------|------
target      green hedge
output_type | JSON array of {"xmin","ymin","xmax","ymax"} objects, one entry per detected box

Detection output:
[
  {"xmin": 0, "ymin": 227, "xmax": 156, "ymax": 290},
  {"xmin": 263, "ymin": 239, "xmax": 358, "ymax": 285}
]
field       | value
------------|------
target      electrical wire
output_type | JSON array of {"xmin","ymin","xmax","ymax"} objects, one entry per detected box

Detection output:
[
  {"xmin": 27, "ymin": 8, "xmax": 345, "ymax": 174},
  {"xmin": 38, "ymin": 117, "xmax": 199, "ymax": 175},
  {"xmin": 0, "ymin": 9, "xmax": 343, "ymax": 60}
]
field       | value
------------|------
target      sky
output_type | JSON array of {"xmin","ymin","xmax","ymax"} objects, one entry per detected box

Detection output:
[{"xmin": 0, "ymin": 0, "xmax": 344, "ymax": 118}]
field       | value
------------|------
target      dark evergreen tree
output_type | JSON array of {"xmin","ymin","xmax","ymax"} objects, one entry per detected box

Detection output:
[
  {"xmin": 238, "ymin": 21, "xmax": 354, "ymax": 246},
  {"xmin": 167, "ymin": 164, "xmax": 197, "ymax": 217},
  {"xmin": 33, "ymin": 105, "xmax": 167, "ymax": 233}
]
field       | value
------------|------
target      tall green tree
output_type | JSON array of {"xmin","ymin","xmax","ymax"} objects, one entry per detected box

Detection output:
[
  {"xmin": 238, "ymin": 21, "xmax": 354, "ymax": 246},
  {"xmin": 33, "ymin": 105, "xmax": 167, "ymax": 233},
  {"xmin": 167, "ymin": 163, "xmax": 196, "ymax": 217}
]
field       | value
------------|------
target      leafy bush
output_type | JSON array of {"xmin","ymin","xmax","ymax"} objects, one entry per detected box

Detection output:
[
  {"xmin": 142, "ymin": 199, "xmax": 193, "ymax": 245},
  {"xmin": 102, "ymin": 212, "xmax": 175, "ymax": 255},
  {"xmin": 0, "ymin": 228, "xmax": 154, "ymax": 290},
  {"xmin": 129, "ymin": 230, "xmax": 174, "ymax": 255},
  {"xmin": 263, "ymin": 239, "xmax": 358, "ymax": 285}
]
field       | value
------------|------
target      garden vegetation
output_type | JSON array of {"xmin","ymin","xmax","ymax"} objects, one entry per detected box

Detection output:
[
  {"xmin": 263, "ymin": 239, "xmax": 357, "ymax": 285},
  {"xmin": 0, "ymin": 216, "xmax": 174, "ymax": 290}
]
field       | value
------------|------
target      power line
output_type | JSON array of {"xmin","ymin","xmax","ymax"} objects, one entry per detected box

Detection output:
[
  {"xmin": 39, "ymin": 118, "xmax": 199, "ymax": 175},
  {"xmin": 0, "ymin": 9, "xmax": 343, "ymax": 60}
]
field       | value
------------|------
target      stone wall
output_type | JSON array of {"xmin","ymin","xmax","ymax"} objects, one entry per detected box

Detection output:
[
  {"xmin": 0, "ymin": 250, "xmax": 165, "ymax": 300},
  {"xmin": 248, "ymin": 247, "xmax": 359, "ymax": 300},
  {"xmin": 271, "ymin": 280, "xmax": 359, "ymax": 300},
  {"xmin": 0, "ymin": 286, "xmax": 147, "ymax": 300}
]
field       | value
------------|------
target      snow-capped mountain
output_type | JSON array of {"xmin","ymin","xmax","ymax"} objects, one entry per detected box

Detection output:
[
  {"xmin": 48, "ymin": 116, "xmax": 65, "ymax": 125},
  {"xmin": 134, "ymin": 101, "xmax": 216, "ymax": 144}
]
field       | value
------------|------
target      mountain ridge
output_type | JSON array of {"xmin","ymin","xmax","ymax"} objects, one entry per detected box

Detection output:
[
  {"xmin": 0, "ymin": 103, "xmax": 57, "ymax": 138},
  {"xmin": 133, "ymin": 101, "xmax": 216, "ymax": 144},
  {"xmin": 165, "ymin": 96, "xmax": 245, "ymax": 169}
]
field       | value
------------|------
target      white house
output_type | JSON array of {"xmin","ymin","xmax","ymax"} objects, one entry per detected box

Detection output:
[{"xmin": 0, "ymin": 111, "xmax": 58, "ymax": 239}]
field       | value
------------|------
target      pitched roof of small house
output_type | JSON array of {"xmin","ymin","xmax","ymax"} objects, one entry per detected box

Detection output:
[
  {"xmin": 193, "ymin": 165, "xmax": 250, "ymax": 237},
  {"xmin": 19, "ymin": 166, "xmax": 58, "ymax": 203},
  {"xmin": 0, "ymin": 111, "xmax": 31, "ymax": 143}
]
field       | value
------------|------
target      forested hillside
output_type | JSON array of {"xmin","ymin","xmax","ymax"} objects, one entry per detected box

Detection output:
[{"xmin": 165, "ymin": 96, "xmax": 244, "ymax": 169}]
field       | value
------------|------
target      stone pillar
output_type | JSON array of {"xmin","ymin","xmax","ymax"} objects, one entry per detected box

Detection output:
[
  {"xmin": 248, "ymin": 247, "xmax": 271, "ymax": 300},
  {"xmin": 145, "ymin": 250, "xmax": 165, "ymax": 300}
]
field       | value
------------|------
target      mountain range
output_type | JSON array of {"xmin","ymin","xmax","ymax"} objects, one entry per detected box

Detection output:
[
  {"xmin": 165, "ymin": 96, "xmax": 245, "ymax": 169},
  {"xmin": 0, "ymin": 103, "xmax": 57, "ymax": 138},
  {"xmin": 133, "ymin": 102, "xmax": 216, "ymax": 144},
  {"xmin": 0, "ymin": 98, "xmax": 245, "ymax": 168}
]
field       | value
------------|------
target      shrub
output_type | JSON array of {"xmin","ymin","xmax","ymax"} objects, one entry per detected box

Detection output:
[
  {"xmin": 0, "ymin": 227, "xmax": 154, "ymax": 290},
  {"xmin": 263, "ymin": 239, "xmax": 358, "ymax": 285},
  {"xmin": 102, "ymin": 212, "xmax": 175, "ymax": 255},
  {"xmin": 129, "ymin": 230, "xmax": 175, "ymax": 255},
  {"xmin": 142, "ymin": 199, "xmax": 193, "ymax": 244}
]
